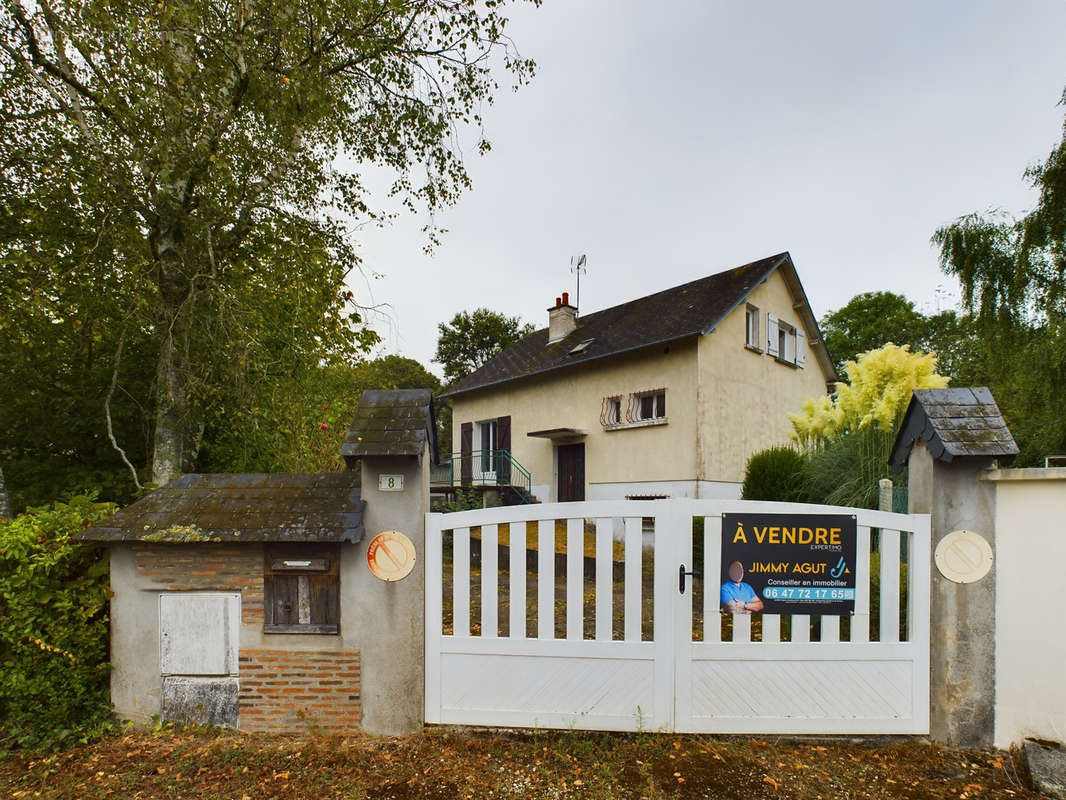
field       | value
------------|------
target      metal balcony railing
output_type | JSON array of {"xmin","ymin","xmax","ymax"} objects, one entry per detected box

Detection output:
[{"xmin": 431, "ymin": 449, "xmax": 533, "ymax": 499}]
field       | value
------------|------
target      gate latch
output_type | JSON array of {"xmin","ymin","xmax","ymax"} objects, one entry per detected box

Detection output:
[{"xmin": 679, "ymin": 564, "xmax": 702, "ymax": 594}]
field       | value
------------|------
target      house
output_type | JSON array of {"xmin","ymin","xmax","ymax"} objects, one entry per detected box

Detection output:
[
  {"xmin": 441, "ymin": 252, "xmax": 836, "ymax": 502},
  {"xmin": 79, "ymin": 389, "xmax": 436, "ymax": 735}
]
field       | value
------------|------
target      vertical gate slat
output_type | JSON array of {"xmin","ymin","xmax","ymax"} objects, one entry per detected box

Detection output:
[
  {"xmin": 508, "ymin": 522, "xmax": 526, "ymax": 639},
  {"xmin": 822, "ymin": 615, "xmax": 840, "ymax": 642},
  {"xmin": 538, "ymin": 519, "xmax": 555, "ymax": 640},
  {"xmin": 481, "ymin": 524, "xmax": 498, "ymax": 638},
  {"xmin": 453, "ymin": 526, "xmax": 470, "ymax": 637},
  {"xmin": 624, "ymin": 517, "xmax": 642, "ymax": 642},
  {"xmin": 595, "ymin": 518, "xmax": 613, "ymax": 641},
  {"xmin": 733, "ymin": 612, "xmax": 751, "ymax": 642},
  {"xmin": 703, "ymin": 516, "xmax": 721, "ymax": 643},
  {"xmin": 880, "ymin": 529, "xmax": 901, "ymax": 643},
  {"xmin": 762, "ymin": 614, "xmax": 780, "ymax": 643},
  {"xmin": 424, "ymin": 513, "xmax": 442, "ymax": 723},
  {"xmin": 853, "ymin": 525, "xmax": 872, "ymax": 643},
  {"xmin": 792, "ymin": 614, "xmax": 810, "ymax": 643},
  {"xmin": 566, "ymin": 518, "xmax": 584, "ymax": 641}
]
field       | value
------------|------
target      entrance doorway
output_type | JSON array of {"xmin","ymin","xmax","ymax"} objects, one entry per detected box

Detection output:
[{"xmin": 556, "ymin": 443, "xmax": 585, "ymax": 502}]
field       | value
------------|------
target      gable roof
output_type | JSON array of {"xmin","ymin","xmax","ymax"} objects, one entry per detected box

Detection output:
[
  {"xmin": 341, "ymin": 388, "xmax": 438, "ymax": 466},
  {"xmin": 441, "ymin": 252, "xmax": 831, "ymax": 398},
  {"xmin": 79, "ymin": 472, "xmax": 365, "ymax": 544},
  {"xmin": 889, "ymin": 387, "xmax": 1019, "ymax": 471}
]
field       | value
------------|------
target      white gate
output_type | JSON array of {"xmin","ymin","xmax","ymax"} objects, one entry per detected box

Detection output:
[{"xmin": 425, "ymin": 499, "xmax": 930, "ymax": 734}]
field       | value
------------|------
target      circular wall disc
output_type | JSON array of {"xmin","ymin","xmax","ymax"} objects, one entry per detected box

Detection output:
[
  {"xmin": 934, "ymin": 530, "xmax": 993, "ymax": 584},
  {"xmin": 366, "ymin": 530, "xmax": 417, "ymax": 582}
]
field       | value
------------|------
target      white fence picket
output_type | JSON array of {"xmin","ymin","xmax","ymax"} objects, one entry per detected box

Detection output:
[
  {"xmin": 853, "ymin": 525, "xmax": 872, "ymax": 643},
  {"xmin": 538, "ymin": 519, "xmax": 555, "ymax": 640},
  {"xmin": 481, "ymin": 524, "xmax": 498, "ymax": 638},
  {"xmin": 566, "ymin": 518, "xmax": 584, "ymax": 641},
  {"xmin": 703, "ymin": 516, "xmax": 721, "ymax": 644},
  {"xmin": 880, "ymin": 529, "xmax": 901, "ymax": 643},
  {"xmin": 453, "ymin": 526, "xmax": 470, "ymax": 638},
  {"xmin": 508, "ymin": 522, "xmax": 526, "ymax": 639},
  {"xmin": 595, "ymin": 518, "xmax": 613, "ymax": 641},
  {"xmin": 624, "ymin": 517, "xmax": 642, "ymax": 642}
]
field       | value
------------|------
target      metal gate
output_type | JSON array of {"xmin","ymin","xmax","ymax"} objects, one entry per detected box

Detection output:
[{"xmin": 425, "ymin": 499, "xmax": 930, "ymax": 734}]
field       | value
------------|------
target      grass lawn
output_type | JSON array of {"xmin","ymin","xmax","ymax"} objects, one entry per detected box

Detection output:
[{"xmin": 0, "ymin": 727, "xmax": 1045, "ymax": 799}]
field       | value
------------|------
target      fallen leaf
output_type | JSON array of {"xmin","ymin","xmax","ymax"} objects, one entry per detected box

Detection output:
[{"xmin": 764, "ymin": 776, "xmax": 780, "ymax": 790}]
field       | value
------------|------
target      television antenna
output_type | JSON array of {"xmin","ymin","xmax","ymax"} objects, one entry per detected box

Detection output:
[{"xmin": 570, "ymin": 254, "xmax": 587, "ymax": 313}]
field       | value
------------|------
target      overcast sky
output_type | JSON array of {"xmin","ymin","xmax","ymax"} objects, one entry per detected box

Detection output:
[{"xmin": 351, "ymin": 1, "xmax": 1066, "ymax": 377}]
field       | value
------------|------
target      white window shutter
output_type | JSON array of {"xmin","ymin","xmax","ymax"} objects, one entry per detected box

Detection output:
[
  {"xmin": 766, "ymin": 313, "xmax": 779, "ymax": 357},
  {"xmin": 796, "ymin": 329, "xmax": 807, "ymax": 367}
]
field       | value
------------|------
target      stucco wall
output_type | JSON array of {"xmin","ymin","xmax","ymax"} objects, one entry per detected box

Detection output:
[
  {"xmin": 984, "ymin": 468, "xmax": 1066, "ymax": 747},
  {"xmin": 696, "ymin": 269, "xmax": 834, "ymax": 483},
  {"xmin": 451, "ymin": 341, "xmax": 700, "ymax": 500}
]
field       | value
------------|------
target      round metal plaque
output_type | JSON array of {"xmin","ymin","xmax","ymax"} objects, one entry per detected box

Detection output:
[
  {"xmin": 366, "ymin": 530, "xmax": 417, "ymax": 582},
  {"xmin": 934, "ymin": 530, "xmax": 993, "ymax": 584}
]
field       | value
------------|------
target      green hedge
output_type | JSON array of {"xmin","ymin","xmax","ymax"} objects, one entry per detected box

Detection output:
[
  {"xmin": 0, "ymin": 496, "xmax": 116, "ymax": 752},
  {"xmin": 741, "ymin": 446, "xmax": 810, "ymax": 503}
]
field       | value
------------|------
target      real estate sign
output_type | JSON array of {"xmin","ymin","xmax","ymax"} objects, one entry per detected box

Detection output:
[{"xmin": 720, "ymin": 513, "xmax": 857, "ymax": 616}]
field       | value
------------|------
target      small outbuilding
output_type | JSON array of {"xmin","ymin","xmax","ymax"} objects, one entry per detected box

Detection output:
[{"xmin": 80, "ymin": 389, "xmax": 436, "ymax": 734}]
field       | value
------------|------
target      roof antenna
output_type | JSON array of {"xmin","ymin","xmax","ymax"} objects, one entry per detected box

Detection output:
[{"xmin": 570, "ymin": 254, "xmax": 587, "ymax": 315}]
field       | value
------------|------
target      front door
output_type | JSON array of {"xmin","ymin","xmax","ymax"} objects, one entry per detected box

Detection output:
[{"xmin": 556, "ymin": 443, "xmax": 585, "ymax": 501}]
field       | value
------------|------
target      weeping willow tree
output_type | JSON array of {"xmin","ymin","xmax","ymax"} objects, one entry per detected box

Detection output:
[{"xmin": 789, "ymin": 344, "xmax": 949, "ymax": 508}]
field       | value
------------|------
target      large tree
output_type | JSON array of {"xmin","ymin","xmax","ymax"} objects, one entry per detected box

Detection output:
[
  {"xmin": 0, "ymin": 0, "xmax": 535, "ymax": 487},
  {"xmin": 434, "ymin": 307, "xmax": 534, "ymax": 383},
  {"xmin": 934, "ymin": 91, "xmax": 1066, "ymax": 464}
]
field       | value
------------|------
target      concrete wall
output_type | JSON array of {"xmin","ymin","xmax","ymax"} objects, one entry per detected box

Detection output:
[
  {"xmin": 696, "ymin": 270, "xmax": 834, "ymax": 482},
  {"xmin": 983, "ymin": 467, "xmax": 1066, "ymax": 747}
]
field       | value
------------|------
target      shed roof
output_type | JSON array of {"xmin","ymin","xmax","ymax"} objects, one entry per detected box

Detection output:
[
  {"xmin": 79, "ymin": 472, "xmax": 365, "ymax": 544},
  {"xmin": 341, "ymin": 388, "xmax": 437, "ymax": 466},
  {"xmin": 889, "ymin": 387, "xmax": 1019, "ymax": 471},
  {"xmin": 441, "ymin": 252, "xmax": 834, "ymax": 398}
]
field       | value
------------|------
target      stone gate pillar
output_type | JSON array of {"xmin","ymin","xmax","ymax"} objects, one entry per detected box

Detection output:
[
  {"xmin": 890, "ymin": 387, "xmax": 1018, "ymax": 747},
  {"xmin": 342, "ymin": 389, "xmax": 436, "ymax": 735}
]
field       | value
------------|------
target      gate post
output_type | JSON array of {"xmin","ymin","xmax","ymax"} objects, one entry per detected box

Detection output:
[
  {"xmin": 341, "ymin": 390, "xmax": 435, "ymax": 735},
  {"xmin": 891, "ymin": 388, "xmax": 1018, "ymax": 747}
]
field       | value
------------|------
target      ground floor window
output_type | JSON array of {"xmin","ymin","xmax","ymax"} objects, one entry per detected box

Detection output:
[{"xmin": 264, "ymin": 545, "xmax": 340, "ymax": 634}]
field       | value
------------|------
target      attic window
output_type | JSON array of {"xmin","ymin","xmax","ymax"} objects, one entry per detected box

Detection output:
[{"xmin": 569, "ymin": 338, "xmax": 595, "ymax": 355}]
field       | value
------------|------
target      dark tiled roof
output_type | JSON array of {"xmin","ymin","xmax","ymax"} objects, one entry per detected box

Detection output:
[
  {"xmin": 341, "ymin": 389, "xmax": 437, "ymax": 465},
  {"xmin": 889, "ymin": 387, "xmax": 1019, "ymax": 470},
  {"xmin": 79, "ymin": 472, "xmax": 365, "ymax": 544},
  {"xmin": 441, "ymin": 253, "xmax": 793, "ymax": 397}
]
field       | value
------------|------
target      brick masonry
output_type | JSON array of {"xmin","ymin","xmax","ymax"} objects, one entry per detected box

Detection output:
[
  {"xmin": 132, "ymin": 543, "xmax": 265, "ymax": 624},
  {"xmin": 238, "ymin": 648, "xmax": 361, "ymax": 733}
]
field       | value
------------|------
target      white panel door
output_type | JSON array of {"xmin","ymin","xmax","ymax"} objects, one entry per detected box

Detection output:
[{"xmin": 159, "ymin": 593, "xmax": 240, "ymax": 676}]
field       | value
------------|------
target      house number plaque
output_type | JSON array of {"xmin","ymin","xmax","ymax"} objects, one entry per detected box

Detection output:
[{"xmin": 378, "ymin": 474, "xmax": 404, "ymax": 491}]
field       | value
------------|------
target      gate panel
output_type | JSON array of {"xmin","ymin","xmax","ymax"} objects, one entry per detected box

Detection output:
[
  {"xmin": 674, "ymin": 502, "xmax": 931, "ymax": 735},
  {"xmin": 426, "ymin": 500, "xmax": 930, "ymax": 734}
]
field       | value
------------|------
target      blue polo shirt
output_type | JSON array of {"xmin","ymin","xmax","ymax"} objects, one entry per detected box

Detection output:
[{"xmin": 720, "ymin": 581, "xmax": 758, "ymax": 606}]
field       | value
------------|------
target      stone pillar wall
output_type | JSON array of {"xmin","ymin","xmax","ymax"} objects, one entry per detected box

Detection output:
[
  {"xmin": 344, "ymin": 453, "xmax": 429, "ymax": 735},
  {"xmin": 907, "ymin": 443, "xmax": 998, "ymax": 747}
]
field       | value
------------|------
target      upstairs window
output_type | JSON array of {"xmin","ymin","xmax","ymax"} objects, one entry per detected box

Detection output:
[
  {"xmin": 264, "ymin": 545, "xmax": 340, "ymax": 634},
  {"xmin": 745, "ymin": 304, "xmax": 761, "ymax": 350},
  {"xmin": 766, "ymin": 313, "xmax": 806, "ymax": 368},
  {"xmin": 602, "ymin": 395, "xmax": 623, "ymax": 427},
  {"xmin": 632, "ymin": 389, "xmax": 666, "ymax": 422}
]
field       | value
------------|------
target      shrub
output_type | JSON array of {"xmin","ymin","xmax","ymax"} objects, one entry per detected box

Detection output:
[
  {"xmin": 0, "ymin": 496, "xmax": 116, "ymax": 752},
  {"xmin": 741, "ymin": 446, "xmax": 810, "ymax": 502}
]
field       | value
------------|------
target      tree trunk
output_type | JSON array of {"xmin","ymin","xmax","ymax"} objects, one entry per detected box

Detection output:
[
  {"xmin": 151, "ymin": 330, "xmax": 184, "ymax": 486},
  {"xmin": 0, "ymin": 461, "xmax": 12, "ymax": 520}
]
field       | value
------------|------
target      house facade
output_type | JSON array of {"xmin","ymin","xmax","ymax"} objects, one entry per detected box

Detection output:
[{"xmin": 442, "ymin": 253, "xmax": 836, "ymax": 502}]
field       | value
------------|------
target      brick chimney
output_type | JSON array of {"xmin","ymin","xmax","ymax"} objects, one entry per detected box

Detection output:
[{"xmin": 547, "ymin": 291, "xmax": 577, "ymax": 343}]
